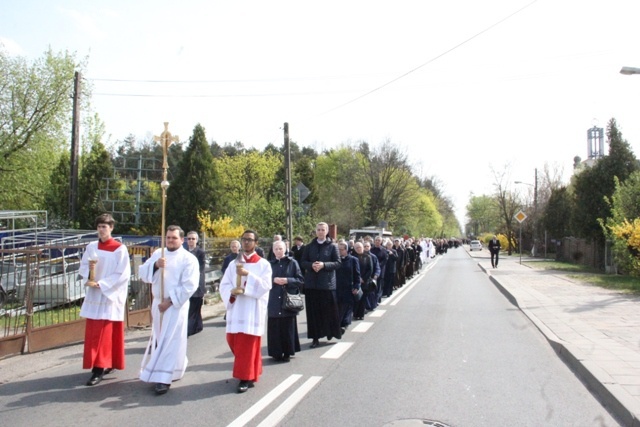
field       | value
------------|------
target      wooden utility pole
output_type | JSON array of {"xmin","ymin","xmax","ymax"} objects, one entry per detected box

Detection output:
[
  {"xmin": 284, "ymin": 123, "xmax": 293, "ymax": 243},
  {"xmin": 69, "ymin": 71, "xmax": 81, "ymax": 221}
]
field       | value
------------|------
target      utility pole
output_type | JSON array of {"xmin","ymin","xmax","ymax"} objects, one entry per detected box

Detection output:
[
  {"xmin": 533, "ymin": 167, "xmax": 538, "ymax": 256},
  {"xmin": 69, "ymin": 71, "xmax": 81, "ymax": 222},
  {"xmin": 284, "ymin": 123, "xmax": 293, "ymax": 243}
]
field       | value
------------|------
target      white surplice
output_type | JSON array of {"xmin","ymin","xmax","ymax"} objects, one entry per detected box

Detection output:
[
  {"xmin": 220, "ymin": 256, "xmax": 272, "ymax": 337},
  {"xmin": 79, "ymin": 240, "xmax": 131, "ymax": 321},
  {"xmin": 138, "ymin": 246, "xmax": 199, "ymax": 384}
]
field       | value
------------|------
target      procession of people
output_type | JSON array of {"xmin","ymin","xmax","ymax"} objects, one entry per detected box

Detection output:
[{"xmin": 80, "ymin": 213, "xmax": 449, "ymax": 395}]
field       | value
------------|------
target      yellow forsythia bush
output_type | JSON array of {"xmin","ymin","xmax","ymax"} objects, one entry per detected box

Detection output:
[{"xmin": 197, "ymin": 211, "xmax": 245, "ymax": 238}]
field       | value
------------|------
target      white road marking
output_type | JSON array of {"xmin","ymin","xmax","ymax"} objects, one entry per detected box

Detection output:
[
  {"xmin": 320, "ymin": 342, "xmax": 353, "ymax": 359},
  {"xmin": 368, "ymin": 309, "xmax": 386, "ymax": 317},
  {"xmin": 256, "ymin": 376, "xmax": 323, "ymax": 427},
  {"xmin": 226, "ymin": 374, "xmax": 302, "ymax": 427},
  {"xmin": 351, "ymin": 321, "xmax": 374, "ymax": 333}
]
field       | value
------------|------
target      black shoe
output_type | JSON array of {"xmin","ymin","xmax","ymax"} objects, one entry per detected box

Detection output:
[
  {"xmin": 310, "ymin": 340, "xmax": 319, "ymax": 348},
  {"xmin": 237, "ymin": 380, "xmax": 254, "ymax": 393},
  {"xmin": 86, "ymin": 373, "xmax": 103, "ymax": 386},
  {"xmin": 282, "ymin": 355, "xmax": 290, "ymax": 363},
  {"xmin": 340, "ymin": 327, "xmax": 346, "ymax": 335},
  {"xmin": 155, "ymin": 383, "xmax": 170, "ymax": 395},
  {"xmin": 103, "ymin": 368, "xmax": 114, "ymax": 376}
]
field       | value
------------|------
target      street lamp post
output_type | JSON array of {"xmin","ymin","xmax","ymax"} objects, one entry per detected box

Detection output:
[
  {"xmin": 515, "ymin": 168, "xmax": 538, "ymax": 257},
  {"xmin": 620, "ymin": 66, "xmax": 640, "ymax": 75}
]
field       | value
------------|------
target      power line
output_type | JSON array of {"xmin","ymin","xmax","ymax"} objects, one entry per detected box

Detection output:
[{"xmin": 319, "ymin": 0, "xmax": 538, "ymax": 116}]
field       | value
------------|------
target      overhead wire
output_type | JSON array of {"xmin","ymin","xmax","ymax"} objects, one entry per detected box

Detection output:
[{"xmin": 318, "ymin": 0, "xmax": 538, "ymax": 116}]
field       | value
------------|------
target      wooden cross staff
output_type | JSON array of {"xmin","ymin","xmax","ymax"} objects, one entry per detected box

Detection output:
[{"xmin": 153, "ymin": 122, "xmax": 179, "ymax": 323}]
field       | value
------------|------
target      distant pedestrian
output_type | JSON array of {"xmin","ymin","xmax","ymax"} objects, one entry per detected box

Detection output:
[{"xmin": 488, "ymin": 235, "xmax": 501, "ymax": 269}]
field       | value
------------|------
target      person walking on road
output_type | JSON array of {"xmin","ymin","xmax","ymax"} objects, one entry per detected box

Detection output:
[
  {"xmin": 138, "ymin": 225, "xmax": 200, "ymax": 395},
  {"xmin": 267, "ymin": 240, "xmax": 303, "ymax": 362},
  {"xmin": 488, "ymin": 235, "xmax": 501, "ymax": 269},
  {"xmin": 220, "ymin": 230, "xmax": 272, "ymax": 393},
  {"xmin": 186, "ymin": 231, "xmax": 206, "ymax": 337},
  {"xmin": 300, "ymin": 222, "xmax": 342, "ymax": 348},
  {"xmin": 79, "ymin": 213, "xmax": 131, "ymax": 387}
]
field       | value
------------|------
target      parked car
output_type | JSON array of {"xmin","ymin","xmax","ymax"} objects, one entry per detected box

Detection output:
[
  {"xmin": 469, "ymin": 240, "xmax": 483, "ymax": 251},
  {"xmin": 204, "ymin": 268, "xmax": 222, "ymax": 294}
]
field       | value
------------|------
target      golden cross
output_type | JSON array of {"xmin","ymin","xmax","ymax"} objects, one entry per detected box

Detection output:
[{"xmin": 153, "ymin": 122, "xmax": 179, "ymax": 168}]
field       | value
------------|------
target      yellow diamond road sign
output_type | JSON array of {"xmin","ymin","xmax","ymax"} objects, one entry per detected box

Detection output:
[{"xmin": 515, "ymin": 210, "xmax": 527, "ymax": 223}]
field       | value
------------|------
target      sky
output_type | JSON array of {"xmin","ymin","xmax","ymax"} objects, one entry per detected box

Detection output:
[{"xmin": 2, "ymin": 0, "xmax": 639, "ymax": 230}]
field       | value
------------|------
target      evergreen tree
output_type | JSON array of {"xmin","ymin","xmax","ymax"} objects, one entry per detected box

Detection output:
[
  {"xmin": 572, "ymin": 118, "xmax": 638, "ymax": 242},
  {"xmin": 44, "ymin": 151, "xmax": 71, "ymax": 220},
  {"xmin": 542, "ymin": 186, "xmax": 573, "ymax": 240},
  {"xmin": 166, "ymin": 124, "xmax": 220, "ymax": 232},
  {"xmin": 77, "ymin": 141, "xmax": 114, "ymax": 228}
]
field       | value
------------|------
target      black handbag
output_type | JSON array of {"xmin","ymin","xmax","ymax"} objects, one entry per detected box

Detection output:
[
  {"xmin": 282, "ymin": 287, "xmax": 304, "ymax": 313},
  {"xmin": 366, "ymin": 279, "xmax": 377, "ymax": 293}
]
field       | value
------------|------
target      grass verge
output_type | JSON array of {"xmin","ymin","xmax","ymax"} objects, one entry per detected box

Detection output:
[{"xmin": 523, "ymin": 260, "xmax": 640, "ymax": 293}]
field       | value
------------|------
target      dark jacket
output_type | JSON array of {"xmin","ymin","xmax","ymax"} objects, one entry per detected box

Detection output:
[
  {"xmin": 300, "ymin": 237, "xmax": 341, "ymax": 290},
  {"xmin": 267, "ymin": 256, "xmax": 304, "ymax": 318},
  {"xmin": 336, "ymin": 254, "xmax": 361, "ymax": 303},
  {"xmin": 189, "ymin": 247, "xmax": 206, "ymax": 298},
  {"xmin": 367, "ymin": 251, "xmax": 381, "ymax": 280},
  {"xmin": 356, "ymin": 252, "xmax": 374, "ymax": 284},
  {"xmin": 488, "ymin": 239, "xmax": 501, "ymax": 254},
  {"xmin": 221, "ymin": 252, "xmax": 238, "ymax": 275}
]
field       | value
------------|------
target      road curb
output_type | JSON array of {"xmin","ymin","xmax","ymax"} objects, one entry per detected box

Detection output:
[{"xmin": 478, "ymin": 261, "xmax": 639, "ymax": 426}]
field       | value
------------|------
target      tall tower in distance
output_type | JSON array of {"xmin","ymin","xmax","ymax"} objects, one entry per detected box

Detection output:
[
  {"xmin": 587, "ymin": 126, "xmax": 605, "ymax": 160},
  {"xmin": 576, "ymin": 126, "xmax": 606, "ymax": 169}
]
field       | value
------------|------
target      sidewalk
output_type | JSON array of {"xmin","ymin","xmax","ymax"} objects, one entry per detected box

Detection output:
[{"xmin": 470, "ymin": 250, "xmax": 640, "ymax": 427}]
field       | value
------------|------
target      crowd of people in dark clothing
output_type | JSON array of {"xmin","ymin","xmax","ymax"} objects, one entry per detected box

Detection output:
[{"xmin": 257, "ymin": 225, "xmax": 452, "ymax": 361}]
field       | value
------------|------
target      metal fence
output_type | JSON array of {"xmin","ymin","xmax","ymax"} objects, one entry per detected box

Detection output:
[{"xmin": 0, "ymin": 243, "xmax": 155, "ymax": 359}]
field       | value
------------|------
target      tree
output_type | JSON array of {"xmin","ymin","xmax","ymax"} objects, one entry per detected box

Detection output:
[
  {"xmin": 77, "ymin": 140, "xmax": 114, "ymax": 228},
  {"xmin": 44, "ymin": 150, "xmax": 72, "ymax": 226},
  {"xmin": 465, "ymin": 194, "xmax": 500, "ymax": 237},
  {"xmin": 572, "ymin": 118, "xmax": 638, "ymax": 242},
  {"xmin": 542, "ymin": 186, "xmax": 573, "ymax": 241},
  {"xmin": 166, "ymin": 124, "xmax": 220, "ymax": 233},
  {"xmin": 356, "ymin": 140, "xmax": 417, "ymax": 227},
  {"xmin": 313, "ymin": 147, "xmax": 362, "ymax": 233},
  {"xmin": 0, "ymin": 48, "xmax": 84, "ymax": 209},
  {"xmin": 214, "ymin": 150, "xmax": 282, "ymax": 234},
  {"xmin": 603, "ymin": 172, "xmax": 640, "ymax": 275},
  {"xmin": 492, "ymin": 165, "xmax": 520, "ymax": 254}
]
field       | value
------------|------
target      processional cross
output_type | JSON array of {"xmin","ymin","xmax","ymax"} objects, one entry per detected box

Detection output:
[{"xmin": 153, "ymin": 122, "xmax": 179, "ymax": 323}]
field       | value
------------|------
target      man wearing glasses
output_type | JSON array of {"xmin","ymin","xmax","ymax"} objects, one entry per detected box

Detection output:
[
  {"xmin": 220, "ymin": 230, "xmax": 272, "ymax": 393},
  {"xmin": 186, "ymin": 231, "xmax": 206, "ymax": 337}
]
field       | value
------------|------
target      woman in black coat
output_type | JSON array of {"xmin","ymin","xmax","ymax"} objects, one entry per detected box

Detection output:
[
  {"xmin": 267, "ymin": 241, "xmax": 304, "ymax": 362},
  {"xmin": 336, "ymin": 241, "xmax": 361, "ymax": 332}
]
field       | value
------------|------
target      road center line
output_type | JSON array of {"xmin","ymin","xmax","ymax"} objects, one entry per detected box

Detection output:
[
  {"xmin": 320, "ymin": 342, "xmax": 353, "ymax": 359},
  {"xmin": 368, "ymin": 309, "xmax": 386, "ymax": 317},
  {"xmin": 257, "ymin": 376, "xmax": 322, "ymax": 427},
  {"xmin": 226, "ymin": 374, "xmax": 302, "ymax": 427},
  {"xmin": 351, "ymin": 321, "xmax": 374, "ymax": 332}
]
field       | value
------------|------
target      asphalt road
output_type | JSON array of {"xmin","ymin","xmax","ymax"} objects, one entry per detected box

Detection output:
[{"xmin": 0, "ymin": 248, "xmax": 621, "ymax": 426}]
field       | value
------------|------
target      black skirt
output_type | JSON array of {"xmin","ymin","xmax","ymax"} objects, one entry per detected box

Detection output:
[
  {"xmin": 267, "ymin": 316, "xmax": 301, "ymax": 358},
  {"xmin": 304, "ymin": 288, "xmax": 342, "ymax": 341}
]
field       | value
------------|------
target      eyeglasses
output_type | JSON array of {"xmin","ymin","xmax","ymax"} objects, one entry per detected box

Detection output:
[
  {"xmin": 241, "ymin": 238, "xmax": 255, "ymax": 242},
  {"xmin": 187, "ymin": 238, "xmax": 197, "ymax": 240}
]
